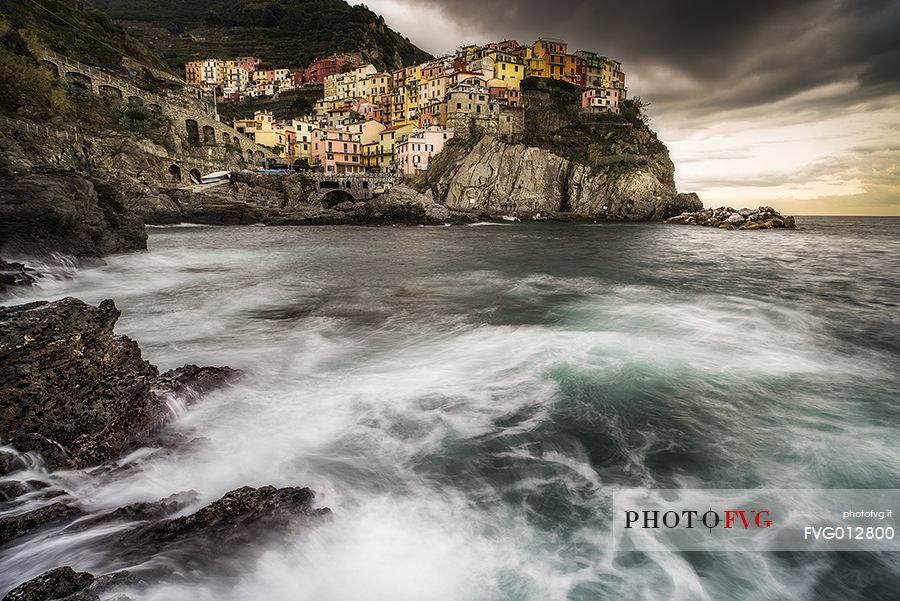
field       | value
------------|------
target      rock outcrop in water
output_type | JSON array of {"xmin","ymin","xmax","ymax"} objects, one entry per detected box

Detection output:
[
  {"xmin": 1, "ymin": 486, "xmax": 329, "ymax": 600},
  {"xmin": 0, "ymin": 259, "xmax": 38, "ymax": 295},
  {"xmin": 0, "ymin": 298, "xmax": 239, "ymax": 469},
  {"xmin": 665, "ymin": 206, "xmax": 797, "ymax": 230},
  {"xmin": 0, "ymin": 566, "xmax": 115, "ymax": 601},
  {"xmin": 0, "ymin": 503, "xmax": 83, "ymax": 547},
  {"xmin": 0, "ymin": 169, "xmax": 148, "ymax": 258}
]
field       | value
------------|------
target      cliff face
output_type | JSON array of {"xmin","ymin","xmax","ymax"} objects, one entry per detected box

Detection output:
[
  {"xmin": 416, "ymin": 79, "xmax": 701, "ymax": 221},
  {"xmin": 421, "ymin": 134, "xmax": 693, "ymax": 221},
  {"xmin": 0, "ymin": 106, "xmax": 246, "ymax": 256}
]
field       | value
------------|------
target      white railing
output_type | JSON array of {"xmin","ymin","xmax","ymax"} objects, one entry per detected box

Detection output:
[{"xmin": 0, "ymin": 115, "xmax": 84, "ymax": 142}]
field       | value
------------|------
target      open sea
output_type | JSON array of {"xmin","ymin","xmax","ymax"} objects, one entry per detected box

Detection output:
[{"xmin": 2, "ymin": 217, "xmax": 899, "ymax": 600}]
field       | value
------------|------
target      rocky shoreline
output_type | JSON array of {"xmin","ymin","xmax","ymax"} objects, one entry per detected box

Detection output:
[
  {"xmin": 0, "ymin": 298, "xmax": 329, "ymax": 599},
  {"xmin": 664, "ymin": 206, "xmax": 797, "ymax": 230}
]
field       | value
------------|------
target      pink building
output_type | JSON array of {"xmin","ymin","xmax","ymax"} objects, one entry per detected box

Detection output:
[
  {"xmin": 395, "ymin": 127, "xmax": 454, "ymax": 175},
  {"xmin": 235, "ymin": 57, "xmax": 257, "ymax": 71},
  {"xmin": 312, "ymin": 128, "xmax": 363, "ymax": 173},
  {"xmin": 581, "ymin": 87, "xmax": 620, "ymax": 114},
  {"xmin": 302, "ymin": 53, "xmax": 363, "ymax": 84}
]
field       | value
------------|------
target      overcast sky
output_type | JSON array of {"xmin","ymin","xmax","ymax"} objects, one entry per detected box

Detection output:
[{"xmin": 362, "ymin": 0, "xmax": 900, "ymax": 215}]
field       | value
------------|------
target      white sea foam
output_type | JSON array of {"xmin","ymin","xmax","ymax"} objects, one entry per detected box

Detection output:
[{"xmin": 4, "ymin": 222, "xmax": 898, "ymax": 600}]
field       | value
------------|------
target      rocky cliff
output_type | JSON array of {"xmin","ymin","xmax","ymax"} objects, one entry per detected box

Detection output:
[
  {"xmin": 418, "ymin": 135, "xmax": 701, "ymax": 221},
  {"xmin": 416, "ymin": 78, "xmax": 703, "ymax": 221}
]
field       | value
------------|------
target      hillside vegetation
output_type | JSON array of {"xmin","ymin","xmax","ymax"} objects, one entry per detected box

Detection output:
[
  {"xmin": 91, "ymin": 0, "xmax": 432, "ymax": 72},
  {"xmin": 0, "ymin": 0, "xmax": 168, "ymax": 72}
]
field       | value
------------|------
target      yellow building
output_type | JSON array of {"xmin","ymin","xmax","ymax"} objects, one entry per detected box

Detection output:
[
  {"xmin": 324, "ymin": 64, "xmax": 378, "ymax": 100},
  {"xmin": 362, "ymin": 140, "xmax": 380, "ymax": 171},
  {"xmin": 288, "ymin": 118, "xmax": 318, "ymax": 163},
  {"xmin": 404, "ymin": 66, "xmax": 421, "ymax": 125},
  {"xmin": 563, "ymin": 54, "xmax": 583, "ymax": 86},
  {"xmin": 185, "ymin": 60, "xmax": 204, "ymax": 85},
  {"xmin": 348, "ymin": 119, "xmax": 387, "ymax": 146},
  {"xmin": 359, "ymin": 73, "xmax": 392, "ymax": 104},
  {"xmin": 532, "ymin": 38, "xmax": 567, "ymax": 80},
  {"xmin": 486, "ymin": 50, "xmax": 525, "ymax": 90},
  {"xmin": 367, "ymin": 123, "xmax": 415, "ymax": 172},
  {"xmin": 185, "ymin": 59, "xmax": 224, "ymax": 88}
]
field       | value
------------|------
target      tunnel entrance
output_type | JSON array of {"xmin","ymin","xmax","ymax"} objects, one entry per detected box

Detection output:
[{"xmin": 322, "ymin": 189, "xmax": 356, "ymax": 207}]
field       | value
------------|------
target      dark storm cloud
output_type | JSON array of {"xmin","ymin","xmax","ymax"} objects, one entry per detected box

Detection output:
[{"xmin": 413, "ymin": 0, "xmax": 900, "ymax": 115}]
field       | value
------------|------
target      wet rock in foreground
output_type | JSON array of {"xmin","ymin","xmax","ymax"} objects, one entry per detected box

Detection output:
[
  {"xmin": 665, "ymin": 205, "xmax": 796, "ymax": 230},
  {"xmin": 0, "ymin": 298, "xmax": 239, "ymax": 469},
  {"xmin": 0, "ymin": 502, "xmax": 83, "ymax": 547},
  {"xmin": 0, "ymin": 259, "xmax": 39, "ymax": 295},
  {"xmin": 2, "ymin": 486, "xmax": 329, "ymax": 600},
  {"xmin": 1, "ymin": 566, "xmax": 138, "ymax": 601}
]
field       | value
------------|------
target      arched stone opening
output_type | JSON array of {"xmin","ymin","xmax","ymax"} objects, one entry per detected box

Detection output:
[
  {"xmin": 322, "ymin": 189, "xmax": 356, "ymax": 207},
  {"xmin": 362, "ymin": 181, "xmax": 369, "ymax": 189},
  {"xmin": 40, "ymin": 60, "xmax": 59, "ymax": 78},
  {"xmin": 66, "ymin": 72, "xmax": 91, "ymax": 90},
  {"xmin": 185, "ymin": 119, "xmax": 200, "ymax": 145},
  {"xmin": 149, "ymin": 103, "xmax": 162, "ymax": 112},
  {"xmin": 189, "ymin": 168, "xmax": 202, "ymax": 185},
  {"xmin": 246, "ymin": 149, "xmax": 254, "ymax": 162},
  {"xmin": 202, "ymin": 125, "xmax": 216, "ymax": 145},
  {"xmin": 222, "ymin": 132, "xmax": 231, "ymax": 144},
  {"xmin": 127, "ymin": 96, "xmax": 143, "ymax": 107},
  {"xmin": 255, "ymin": 150, "xmax": 264, "ymax": 161},
  {"xmin": 99, "ymin": 85, "xmax": 123, "ymax": 101},
  {"xmin": 344, "ymin": 180, "xmax": 352, "ymax": 189},
  {"xmin": 168, "ymin": 164, "xmax": 182, "ymax": 182}
]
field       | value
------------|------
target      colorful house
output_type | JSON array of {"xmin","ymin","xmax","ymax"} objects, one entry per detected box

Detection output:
[
  {"xmin": 312, "ymin": 128, "xmax": 363, "ymax": 173},
  {"xmin": 302, "ymin": 53, "xmax": 361, "ymax": 84},
  {"xmin": 486, "ymin": 50, "xmax": 525, "ymax": 89},
  {"xmin": 395, "ymin": 127, "xmax": 454, "ymax": 175},
  {"xmin": 366, "ymin": 124, "xmax": 416, "ymax": 172},
  {"xmin": 581, "ymin": 87, "xmax": 621, "ymax": 114},
  {"xmin": 532, "ymin": 38, "xmax": 567, "ymax": 80}
]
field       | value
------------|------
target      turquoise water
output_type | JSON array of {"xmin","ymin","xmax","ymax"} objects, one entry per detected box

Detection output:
[{"xmin": 2, "ymin": 218, "xmax": 899, "ymax": 600}]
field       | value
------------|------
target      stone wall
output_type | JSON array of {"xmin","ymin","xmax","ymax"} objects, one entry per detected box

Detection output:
[
  {"xmin": 35, "ymin": 49, "xmax": 277, "ymax": 171},
  {"xmin": 447, "ymin": 107, "xmax": 524, "ymax": 142}
]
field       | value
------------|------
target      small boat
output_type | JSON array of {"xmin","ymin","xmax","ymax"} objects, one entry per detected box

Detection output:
[{"xmin": 201, "ymin": 170, "xmax": 232, "ymax": 184}]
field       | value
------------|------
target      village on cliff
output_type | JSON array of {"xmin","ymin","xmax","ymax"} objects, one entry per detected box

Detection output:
[{"xmin": 184, "ymin": 39, "xmax": 626, "ymax": 175}]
